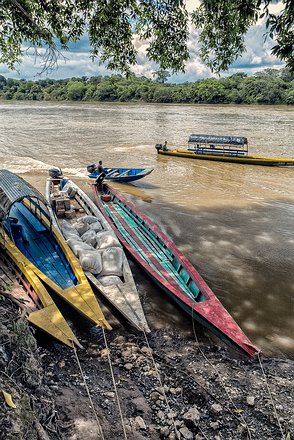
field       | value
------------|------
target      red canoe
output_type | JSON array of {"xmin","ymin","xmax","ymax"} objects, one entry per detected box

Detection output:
[{"xmin": 92, "ymin": 182, "xmax": 259, "ymax": 358}]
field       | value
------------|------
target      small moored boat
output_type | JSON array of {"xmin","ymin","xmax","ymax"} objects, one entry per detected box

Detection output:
[
  {"xmin": 155, "ymin": 134, "xmax": 294, "ymax": 167},
  {"xmin": 87, "ymin": 165, "xmax": 154, "ymax": 183},
  {"xmin": 45, "ymin": 170, "xmax": 150, "ymax": 333},
  {"xmin": 91, "ymin": 182, "xmax": 259, "ymax": 358},
  {"xmin": 0, "ymin": 250, "xmax": 80, "ymax": 347},
  {"xmin": 0, "ymin": 170, "xmax": 111, "ymax": 346}
]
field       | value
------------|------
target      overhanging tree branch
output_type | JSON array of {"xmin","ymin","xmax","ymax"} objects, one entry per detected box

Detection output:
[{"xmin": 0, "ymin": 0, "xmax": 293, "ymax": 74}]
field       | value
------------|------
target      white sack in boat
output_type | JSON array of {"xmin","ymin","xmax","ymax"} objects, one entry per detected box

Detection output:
[
  {"xmin": 80, "ymin": 250, "xmax": 102, "ymax": 275},
  {"xmin": 73, "ymin": 220, "xmax": 89, "ymax": 236},
  {"xmin": 96, "ymin": 231, "xmax": 122, "ymax": 249},
  {"xmin": 67, "ymin": 239, "xmax": 92, "ymax": 257},
  {"xmin": 100, "ymin": 247, "xmax": 123, "ymax": 277},
  {"xmin": 98, "ymin": 275, "xmax": 123, "ymax": 287},
  {"xmin": 66, "ymin": 233, "xmax": 82, "ymax": 242},
  {"xmin": 89, "ymin": 221, "xmax": 103, "ymax": 233},
  {"xmin": 61, "ymin": 221, "xmax": 79, "ymax": 239},
  {"xmin": 80, "ymin": 215, "xmax": 100, "ymax": 225},
  {"xmin": 81, "ymin": 229, "xmax": 97, "ymax": 247}
]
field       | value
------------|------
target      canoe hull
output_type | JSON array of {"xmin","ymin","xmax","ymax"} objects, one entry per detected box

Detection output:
[
  {"xmin": 0, "ymin": 170, "xmax": 110, "ymax": 346},
  {"xmin": 0, "ymin": 233, "xmax": 79, "ymax": 347},
  {"xmin": 46, "ymin": 177, "xmax": 150, "ymax": 333},
  {"xmin": 92, "ymin": 183, "xmax": 259, "ymax": 358},
  {"xmin": 88, "ymin": 167, "xmax": 154, "ymax": 182},
  {"xmin": 157, "ymin": 149, "xmax": 294, "ymax": 167}
]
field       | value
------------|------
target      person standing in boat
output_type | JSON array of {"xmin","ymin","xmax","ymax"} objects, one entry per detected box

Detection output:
[
  {"xmin": 97, "ymin": 160, "xmax": 104, "ymax": 173},
  {"xmin": 95, "ymin": 161, "xmax": 106, "ymax": 186}
]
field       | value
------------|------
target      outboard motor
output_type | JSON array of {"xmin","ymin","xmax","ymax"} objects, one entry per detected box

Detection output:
[
  {"xmin": 87, "ymin": 163, "xmax": 98, "ymax": 174},
  {"xmin": 155, "ymin": 143, "xmax": 163, "ymax": 152},
  {"xmin": 49, "ymin": 167, "xmax": 63, "ymax": 178}
]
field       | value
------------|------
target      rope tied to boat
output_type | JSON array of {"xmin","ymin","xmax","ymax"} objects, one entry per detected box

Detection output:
[
  {"xmin": 257, "ymin": 352, "xmax": 285, "ymax": 439},
  {"xmin": 102, "ymin": 328, "xmax": 128, "ymax": 440},
  {"xmin": 71, "ymin": 341, "xmax": 105, "ymax": 440},
  {"xmin": 143, "ymin": 329, "xmax": 181, "ymax": 440},
  {"xmin": 190, "ymin": 300, "xmax": 253, "ymax": 440}
]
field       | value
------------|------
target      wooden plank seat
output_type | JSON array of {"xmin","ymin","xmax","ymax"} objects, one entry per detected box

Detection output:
[{"xmin": 12, "ymin": 202, "xmax": 47, "ymax": 232}]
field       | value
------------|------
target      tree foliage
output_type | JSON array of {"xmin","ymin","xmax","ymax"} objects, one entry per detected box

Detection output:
[
  {"xmin": 0, "ymin": 1, "xmax": 293, "ymax": 74},
  {"xmin": 0, "ymin": 68, "xmax": 293, "ymax": 104},
  {"xmin": 192, "ymin": 1, "xmax": 260, "ymax": 72}
]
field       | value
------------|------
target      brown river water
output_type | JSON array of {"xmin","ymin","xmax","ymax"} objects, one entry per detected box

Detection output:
[{"xmin": 0, "ymin": 101, "xmax": 293, "ymax": 357}]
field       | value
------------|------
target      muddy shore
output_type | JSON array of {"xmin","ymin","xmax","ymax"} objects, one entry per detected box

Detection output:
[{"xmin": 0, "ymin": 290, "xmax": 293, "ymax": 440}]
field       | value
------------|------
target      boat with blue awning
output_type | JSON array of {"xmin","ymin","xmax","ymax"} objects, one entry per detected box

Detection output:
[{"xmin": 155, "ymin": 134, "xmax": 294, "ymax": 167}]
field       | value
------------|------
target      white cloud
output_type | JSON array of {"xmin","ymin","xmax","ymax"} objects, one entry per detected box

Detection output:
[{"xmin": 0, "ymin": 1, "xmax": 285, "ymax": 83}]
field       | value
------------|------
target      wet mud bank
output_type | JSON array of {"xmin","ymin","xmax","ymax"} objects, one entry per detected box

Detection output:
[{"xmin": 1, "ymin": 295, "xmax": 293, "ymax": 440}]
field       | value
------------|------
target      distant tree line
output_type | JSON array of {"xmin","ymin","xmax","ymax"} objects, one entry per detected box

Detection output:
[{"xmin": 0, "ymin": 68, "xmax": 294, "ymax": 105}]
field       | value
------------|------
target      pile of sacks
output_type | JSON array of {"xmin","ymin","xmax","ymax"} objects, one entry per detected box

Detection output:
[{"xmin": 61, "ymin": 215, "xmax": 124, "ymax": 287}]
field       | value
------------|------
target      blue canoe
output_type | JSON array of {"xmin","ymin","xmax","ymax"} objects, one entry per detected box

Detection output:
[
  {"xmin": 0, "ymin": 170, "xmax": 110, "ymax": 346},
  {"xmin": 87, "ymin": 166, "xmax": 153, "ymax": 183}
]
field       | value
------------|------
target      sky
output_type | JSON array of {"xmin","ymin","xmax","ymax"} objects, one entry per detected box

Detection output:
[{"xmin": 0, "ymin": 1, "xmax": 284, "ymax": 83}]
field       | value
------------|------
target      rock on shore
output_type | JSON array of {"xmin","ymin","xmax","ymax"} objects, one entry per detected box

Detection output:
[{"xmin": 0, "ymin": 297, "xmax": 293, "ymax": 440}]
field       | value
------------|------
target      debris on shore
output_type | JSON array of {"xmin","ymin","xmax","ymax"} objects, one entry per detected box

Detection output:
[{"xmin": 0, "ymin": 285, "xmax": 293, "ymax": 440}]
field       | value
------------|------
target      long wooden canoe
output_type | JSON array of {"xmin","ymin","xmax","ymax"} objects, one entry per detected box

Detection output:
[
  {"xmin": 45, "ymin": 174, "xmax": 150, "ymax": 333},
  {"xmin": 156, "ymin": 147, "xmax": 294, "ymax": 166},
  {"xmin": 0, "ymin": 170, "xmax": 111, "ymax": 347},
  {"xmin": 155, "ymin": 134, "xmax": 294, "ymax": 167},
  {"xmin": 91, "ymin": 182, "xmax": 259, "ymax": 358}
]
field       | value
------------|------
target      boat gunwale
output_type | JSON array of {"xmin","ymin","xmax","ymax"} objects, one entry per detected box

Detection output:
[
  {"xmin": 158, "ymin": 149, "xmax": 294, "ymax": 166},
  {"xmin": 46, "ymin": 177, "xmax": 150, "ymax": 333},
  {"xmin": 0, "ymin": 229, "xmax": 80, "ymax": 347},
  {"xmin": 88, "ymin": 167, "xmax": 154, "ymax": 181},
  {"xmin": 92, "ymin": 183, "xmax": 215, "ymax": 303},
  {"xmin": 92, "ymin": 183, "xmax": 260, "ymax": 357}
]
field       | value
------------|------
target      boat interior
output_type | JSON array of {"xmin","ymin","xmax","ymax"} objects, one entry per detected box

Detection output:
[
  {"xmin": 99, "ymin": 188, "xmax": 207, "ymax": 304},
  {"xmin": 48, "ymin": 178, "xmax": 132, "ymax": 287},
  {"xmin": 5, "ymin": 199, "xmax": 77, "ymax": 289},
  {"xmin": 105, "ymin": 168, "xmax": 146, "ymax": 176}
]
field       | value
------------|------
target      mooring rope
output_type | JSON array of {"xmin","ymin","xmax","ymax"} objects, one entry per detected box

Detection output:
[
  {"xmin": 72, "ymin": 341, "xmax": 105, "ymax": 440},
  {"xmin": 257, "ymin": 352, "xmax": 285, "ymax": 439},
  {"xmin": 102, "ymin": 328, "xmax": 128, "ymax": 440},
  {"xmin": 143, "ymin": 329, "xmax": 181, "ymax": 440},
  {"xmin": 190, "ymin": 303, "xmax": 253, "ymax": 440}
]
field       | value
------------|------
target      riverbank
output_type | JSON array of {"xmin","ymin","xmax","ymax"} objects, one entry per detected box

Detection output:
[
  {"xmin": 1, "ymin": 72, "xmax": 294, "ymax": 105},
  {"xmin": 1, "ymin": 291, "xmax": 293, "ymax": 440}
]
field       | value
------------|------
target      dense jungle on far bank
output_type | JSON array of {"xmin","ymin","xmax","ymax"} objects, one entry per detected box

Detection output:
[{"xmin": 1, "ymin": 68, "xmax": 294, "ymax": 105}]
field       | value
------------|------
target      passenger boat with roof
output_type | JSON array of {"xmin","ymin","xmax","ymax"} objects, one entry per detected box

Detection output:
[
  {"xmin": 0, "ymin": 170, "xmax": 111, "ymax": 346},
  {"xmin": 45, "ymin": 169, "xmax": 150, "ymax": 333},
  {"xmin": 91, "ymin": 181, "xmax": 259, "ymax": 358},
  {"xmin": 156, "ymin": 134, "xmax": 294, "ymax": 167},
  {"xmin": 87, "ymin": 165, "xmax": 153, "ymax": 183}
]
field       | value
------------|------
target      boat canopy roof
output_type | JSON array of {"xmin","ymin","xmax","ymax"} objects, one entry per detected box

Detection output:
[
  {"xmin": 188, "ymin": 134, "xmax": 248, "ymax": 146},
  {"xmin": 0, "ymin": 170, "xmax": 48, "ymax": 221}
]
